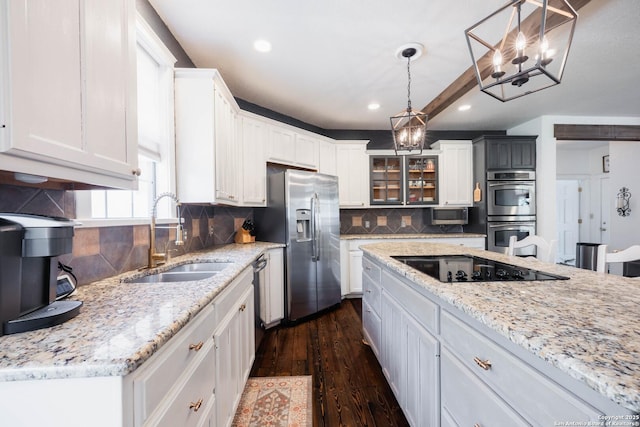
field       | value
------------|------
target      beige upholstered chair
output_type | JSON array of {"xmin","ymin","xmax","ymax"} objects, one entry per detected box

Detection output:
[
  {"xmin": 596, "ymin": 244, "xmax": 640, "ymax": 274},
  {"xmin": 507, "ymin": 235, "xmax": 557, "ymax": 263}
]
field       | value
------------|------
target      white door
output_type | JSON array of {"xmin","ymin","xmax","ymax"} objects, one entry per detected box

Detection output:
[
  {"xmin": 556, "ymin": 180, "xmax": 580, "ymax": 264},
  {"xmin": 600, "ymin": 177, "xmax": 611, "ymax": 244}
]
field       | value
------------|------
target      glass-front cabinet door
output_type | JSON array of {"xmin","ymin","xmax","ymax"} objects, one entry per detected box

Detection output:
[
  {"xmin": 370, "ymin": 156, "xmax": 403, "ymax": 205},
  {"xmin": 405, "ymin": 156, "xmax": 438, "ymax": 205}
]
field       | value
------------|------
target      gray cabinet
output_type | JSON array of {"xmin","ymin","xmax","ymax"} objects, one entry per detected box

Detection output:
[
  {"xmin": 479, "ymin": 136, "xmax": 537, "ymax": 170},
  {"xmin": 369, "ymin": 155, "xmax": 438, "ymax": 205}
]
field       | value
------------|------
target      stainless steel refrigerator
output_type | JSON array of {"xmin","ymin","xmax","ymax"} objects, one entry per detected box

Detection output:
[{"xmin": 255, "ymin": 170, "xmax": 341, "ymax": 322}]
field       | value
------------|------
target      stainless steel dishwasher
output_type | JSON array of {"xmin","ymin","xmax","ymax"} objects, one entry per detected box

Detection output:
[{"xmin": 252, "ymin": 254, "xmax": 268, "ymax": 349}]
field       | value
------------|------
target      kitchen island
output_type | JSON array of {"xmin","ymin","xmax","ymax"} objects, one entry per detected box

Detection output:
[
  {"xmin": 361, "ymin": 241, "xmax": 639, "ymax": 426},
  {"xmin": 0, "ymin": 242, "xmax": 282, "ymax": 427}
]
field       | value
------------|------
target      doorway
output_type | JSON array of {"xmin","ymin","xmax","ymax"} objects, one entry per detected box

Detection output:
[{"xmin": 556, "ymin": 180, "xmax": 580, "ymax": 265}]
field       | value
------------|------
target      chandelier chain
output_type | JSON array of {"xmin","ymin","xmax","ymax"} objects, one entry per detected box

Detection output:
[{"xmin": 406, "ymin": 55, "xmax": 412, "ymax": 111}]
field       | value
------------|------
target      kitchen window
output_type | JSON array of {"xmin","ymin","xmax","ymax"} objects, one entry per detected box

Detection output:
[{"xmin": 76, "ymin": 14, "xmax": 177, "ymax": 224}]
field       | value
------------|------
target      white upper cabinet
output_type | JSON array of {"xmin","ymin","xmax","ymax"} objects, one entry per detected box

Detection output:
[
  {"xmin": 335, "ymin": 140, "xmax": 370, "ymax": 208},
  {"xmin": 267, "ymin": 124, "xmax": 296, "ymax": 166},
  {"xmin": 0, "ymin": 0, "xmax": 139, "ymax": 189},
  {"xmin": 174, "ymin": 68, "xmax": 240, "ymax": 205},
  {"xmin": 293, "ymin": 133, "xmax": 319, "ymax": 170},
  {"xmin": 240, "ymin": 113, "xmax": 268, "ymax": 206},
  {"xmin": 432, "ymin": 140, "xmax": 473, "ymax": 206},
  {"xmin": 318, "ymin": 139, "xmax": 337, "ymax": 176},
  {"xmin": 266, "ymin": 122, "xmax": 322, "ymax": 171}
]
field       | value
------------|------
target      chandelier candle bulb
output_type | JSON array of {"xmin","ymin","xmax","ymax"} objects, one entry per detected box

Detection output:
[{"xmin": 465, "ymin": 0, "xmax": 578, "ymax": 101}]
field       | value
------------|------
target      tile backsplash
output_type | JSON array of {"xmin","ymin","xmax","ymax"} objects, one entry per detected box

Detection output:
[
  {"xmin": 0, "ymin": 182, "xmax": 464, "ymax": 285},
  {"xmin": 0, "ymin": 184, "xmax": 252, "ymax": 285},
  {"xmin": 340, "ymin": 208, "xmax": 464, "ymax": 235}
]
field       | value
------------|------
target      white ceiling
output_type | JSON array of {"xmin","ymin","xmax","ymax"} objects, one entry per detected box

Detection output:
[{"xmin": 149, "ymin": 0, "xmax": 640, "ymax": 132}]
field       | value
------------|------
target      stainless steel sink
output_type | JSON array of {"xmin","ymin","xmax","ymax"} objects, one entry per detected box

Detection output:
[
  {"xmin": 127, "ymin": 271, "xmax": 218, "ymax": 284},
  {"xmin": 125, "ymin": 261, "xmax": 234, "ymax": 284},
  {"xmin": 167, "ymin": 262, "xmax": 234, "ymax": 273}
]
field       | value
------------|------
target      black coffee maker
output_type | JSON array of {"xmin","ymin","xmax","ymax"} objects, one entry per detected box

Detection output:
[{"xmin": 0, "ymin": 213, "xmax": 82, "ymax": 336}]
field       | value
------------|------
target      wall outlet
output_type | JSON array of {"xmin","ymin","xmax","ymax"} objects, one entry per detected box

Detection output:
[
  {"xmin": 400, "ymin": 219, "xmax": 406, "ymax": 228},
  {"xmin": 364, "ymin": 220, "xmax": 370, "ymax": 228},
  {"xmin": 209, "ymin": 225, "xmax": 214, "ymax": 236}
]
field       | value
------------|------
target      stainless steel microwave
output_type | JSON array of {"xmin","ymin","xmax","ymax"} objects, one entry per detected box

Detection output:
[{"xmin": 431, "ymin": 207, "xmax": 468, "ymax": 225}]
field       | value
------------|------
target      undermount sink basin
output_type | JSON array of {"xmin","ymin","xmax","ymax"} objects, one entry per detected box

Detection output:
[
  {"xmin": 125, "ymin": 262, "xmax": 234, "ymax": 284},
  {"xmin": 127, "ymin": 271, "xmax": 218, "ymax": 284},
  {"xmin": 167, "ymin": 262, "xmax": 234, "ymax": 273}
]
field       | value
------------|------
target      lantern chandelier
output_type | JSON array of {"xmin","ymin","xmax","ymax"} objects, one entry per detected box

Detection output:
[
  {"xmin": 390, "ymin": 43, "xmax": 428, "ymax": 155},
  {"xmin": 465, "ymin": 0, "xmax": 578, "ymax": 102}
]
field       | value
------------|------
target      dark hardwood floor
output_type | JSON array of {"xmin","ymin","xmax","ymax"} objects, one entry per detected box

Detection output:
[{"xmin": 251, "ymin": 298, "xmax": 409, "ymax": 427}]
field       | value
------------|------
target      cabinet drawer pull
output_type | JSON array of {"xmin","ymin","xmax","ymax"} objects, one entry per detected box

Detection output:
[
  {"xmin": 189, "ymin": 398, "xmax": 203, "ymax": 412},
  {"xmin": 239, "ymin": 303, "xmax": 246, "ymax": 312},
  {"xmin": 364, "ymin": 266, "xmax": 371, "ymax": 271},
  {"xmin": 189, "ymin": 341, "xmax": 204, "ymax": 351},
  {"xmin": 473, "ymin": 357, "xmax": 492, "ymax": 370}
]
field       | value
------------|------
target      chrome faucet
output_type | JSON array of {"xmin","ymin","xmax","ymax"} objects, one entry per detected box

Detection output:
[{"xmin": 148, "ymin": 192, "xmax": 185, "ymax": 268}]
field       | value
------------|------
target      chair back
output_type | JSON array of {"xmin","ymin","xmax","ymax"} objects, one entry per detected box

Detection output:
[
  {"xmin": 507, "ymin": 235, "xmax": 557, "ymax": 263},
  {"xmin": 596, "ymin": 244, "xmax": 640, "ymax": 273}
]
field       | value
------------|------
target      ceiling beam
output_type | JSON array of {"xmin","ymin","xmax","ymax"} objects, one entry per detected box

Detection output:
[
  {"xmin": 421, "ymin": 0, "xmax": 592, "ymax": 120},
  {"xmin": 554, "ymin": 124, "xmax": 640, "ymax": 141}
]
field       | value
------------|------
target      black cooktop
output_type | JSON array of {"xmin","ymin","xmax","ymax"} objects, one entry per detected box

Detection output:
[{"xmin": 392, "ymin": 255, "xmax": 570, "ymax": 283}]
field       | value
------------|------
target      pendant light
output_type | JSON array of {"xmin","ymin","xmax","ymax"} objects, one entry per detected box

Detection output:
[
  {"xmin": 465, "ymin": 0, "xmax": 578, "ymax": 102},
  {"xmin": 390, "ymin": 44, "xmax": 427, "ymax": 155}
]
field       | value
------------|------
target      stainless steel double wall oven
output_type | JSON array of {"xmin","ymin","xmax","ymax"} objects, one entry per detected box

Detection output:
[{"xmin": 486, "ymin": 170, "xmax": 536, "ymax": 255}]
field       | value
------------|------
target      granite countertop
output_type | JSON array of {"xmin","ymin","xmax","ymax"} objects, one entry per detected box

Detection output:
[
  {"xmin": 0, "ymin": 242, "xmax": 282, "ymax": 382},
  {"xmin": 360, "ymin": 241, "xmax": 640, "ymax": 413},
  {"xmin": 340, "ymin": 232, "xmax": 486, "ymax": 240}
]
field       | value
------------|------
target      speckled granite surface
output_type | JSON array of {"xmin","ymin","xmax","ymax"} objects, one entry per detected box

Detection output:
[
  {"xmin": 360, "ymin": 241, "xmax": 640, "ymax": 413},
  {"xmin": 0, "ymin": 242, "xmax": 282, "ymax": 382},
  {"xmin": 340, "ymin": 233, "xmax": 486, "ymax": 240}
]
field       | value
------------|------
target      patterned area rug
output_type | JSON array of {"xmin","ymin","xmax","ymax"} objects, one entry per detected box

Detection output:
[{"xmin": 232, "ymin": 376, "xmax": 312, "ymax": 427}]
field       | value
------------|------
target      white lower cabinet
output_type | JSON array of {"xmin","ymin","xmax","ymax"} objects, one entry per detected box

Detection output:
[
  {"xmin": 0, "ymin": 262, "xmax": 260, "ymax": 427},
  {"xmin": 364, "ymin": 253, "xmax": 628, "ymax": 426},
  {"xmin": 132, "ymin": 304, "xmax": 216, "ymax": 427},
  {"xmin": 132, "ymin": 265, "xmax": 254, "ymax": 427},
  {"xmin": 213, "ymin": 268, "xmax": 255, "ymax": 427},
  {"xmin": 259, "ymin": 247, "xmax": 284, "ymax": 328}
]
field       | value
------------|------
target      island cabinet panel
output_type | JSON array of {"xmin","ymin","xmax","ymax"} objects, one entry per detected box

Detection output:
[
  {"xmin": 441, "ymin": 348, "xmax": 529, "ymax": 426},
  {"xmin": 375, "ymin": 267, "xmax": 440, "ymax": 427},
  {"xmin": 362, "ymin": 253, "xmax": 630, "ymax": 427},
  {"xmin": 362, "ymin": 256, "xmax": 382, "ymax": 357},
  {"xmin": 440, "ymin": 310, "xmax": 602, "ymax": 426}
]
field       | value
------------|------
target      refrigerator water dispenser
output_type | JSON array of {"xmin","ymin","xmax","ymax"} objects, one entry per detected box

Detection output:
[{"xmin": 295, "ymin": 209, "xmax": 311, "ymax": 241}]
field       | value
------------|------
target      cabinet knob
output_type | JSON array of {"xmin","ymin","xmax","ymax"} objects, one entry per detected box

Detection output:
[
  {"xmin": 189, "ymin": 341, "xmax": 204, "ymax": 351},
  {"xmin": 132, "ymin": 168, "xmax": 142, "ymax": 176},
  {"xmin": 239, "ymin": 303, "xmax": 246, "ymax": 312},
  {"xmin": 189, "ymin": 398, "xmax": 203, "ymax": 412},
  {"xmin": 473, "ymin": 357, "xmax": 492, "ymax": 370}
]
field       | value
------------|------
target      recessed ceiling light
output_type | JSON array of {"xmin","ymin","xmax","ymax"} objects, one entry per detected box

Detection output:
[
  {"xmin": 253, "ymin": 39, "xmax": 272, "ymax": 53},
  {"xmin": 368, "ymin": 103, "xmax": 380, "ymax": 111},
  {"xmin": 458, "ymin": 104, "xmax": 471, "ymax": 112}
]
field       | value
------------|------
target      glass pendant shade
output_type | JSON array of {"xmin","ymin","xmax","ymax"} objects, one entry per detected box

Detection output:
[{"xmin": 465, "ymin": 0, "xmax": 577, "ymax": 102}]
